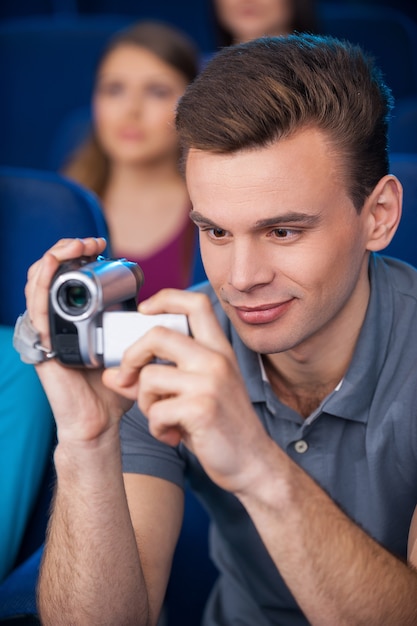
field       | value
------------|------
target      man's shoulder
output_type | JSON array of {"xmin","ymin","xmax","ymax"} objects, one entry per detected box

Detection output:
[{"xmin": 375, "ymin": 255, "xmax": 417, "ymax": 300}]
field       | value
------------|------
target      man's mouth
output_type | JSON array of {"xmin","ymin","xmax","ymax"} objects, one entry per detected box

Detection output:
[{"xmin": 232, "ymin": 300, "xmax": 294, "ymax": 325}]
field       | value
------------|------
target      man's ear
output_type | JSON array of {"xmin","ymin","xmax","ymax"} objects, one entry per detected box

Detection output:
[{"xmin": 365, "ymin": 175, "xmax": 403, "ymax": 252}]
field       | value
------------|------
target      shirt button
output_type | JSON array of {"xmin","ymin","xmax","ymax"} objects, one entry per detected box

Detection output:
[{"xmin": 294, "ymin": 440, "xmax": 309, "ymax": 454}]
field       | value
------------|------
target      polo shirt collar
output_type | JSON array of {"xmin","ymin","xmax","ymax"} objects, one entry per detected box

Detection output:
[{"xmin": 323, "ymin": 254, "xmax": 394, "ymax": 422}]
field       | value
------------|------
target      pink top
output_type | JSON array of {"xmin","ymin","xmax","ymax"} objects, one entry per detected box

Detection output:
[{"xmin": 114, "ymin": 210, "xmax": 197, "ymax": 302}]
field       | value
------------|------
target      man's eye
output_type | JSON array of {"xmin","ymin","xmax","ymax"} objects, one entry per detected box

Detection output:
[
  {"xmin": 273, "ymin": 228, "xmax": 290, "ymax": 238},
  {"xmin": 271, "ymin": 228, "xmax": 298, "ymax": 239},
  {"xmin": 209, "ymin": 228, "xmax": 226, "ymax": 238}
]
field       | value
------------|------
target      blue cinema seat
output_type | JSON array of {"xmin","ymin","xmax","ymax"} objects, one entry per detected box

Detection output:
[
  {"xmin": 0, "ymin": 15, "xmax": 134, "ymax": 170},
  {"xmin": 164, "ymin": 488, "xmax": 219, "ymax": 626},
  {"xmin": 0, "ymin": 166, "xmax": 110, "ymax": 326},
  {"xmin": 319, "ymin": 3, "xmax": 417, "ymax": 102},
  {"xmin": 389, "ymin": 96, "xmax": 417, "ymax": 154}
]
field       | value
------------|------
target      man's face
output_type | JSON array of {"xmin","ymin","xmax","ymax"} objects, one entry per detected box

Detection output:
[{"xmin": 187, "ymin": 127, "xmax": 373, "ymax": 357}]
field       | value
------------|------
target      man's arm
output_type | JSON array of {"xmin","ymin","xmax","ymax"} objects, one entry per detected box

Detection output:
[
  {"xmin": 38, "ymin": 433, "xmax": 183, "ymax": 626},
  {"xmin": 24, "ymin": 238, "xmax": 183, "ymax": 625},
  {"xmin": 236, "ymin": 443, "xmax": 417, "ymax": 626},
  {"xmin": 124, "ymin": 472, "xmax": 184, "ymax": 620},
  {"xmin": 107, "ymin": 287, "xmax": 417, "ymax": 626}
]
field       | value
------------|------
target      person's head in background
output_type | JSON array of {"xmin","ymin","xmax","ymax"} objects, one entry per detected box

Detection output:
[
  {"xmin": 63, "ymin": 20, "xmax": 199, "ymax": 197},
  {"xmin": 210, "ymin": 0, "xmax": 319, "ymax": 47}
]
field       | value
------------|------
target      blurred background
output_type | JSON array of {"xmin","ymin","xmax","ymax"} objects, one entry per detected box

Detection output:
[{"xmin": 1, "ymin": 0, "xmax": 417, "ymax": 171}]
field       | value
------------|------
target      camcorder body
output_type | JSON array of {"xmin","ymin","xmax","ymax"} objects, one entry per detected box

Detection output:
[{"xmin": 49, "ymin": 256, "xmax": 189, "ymax": 368}]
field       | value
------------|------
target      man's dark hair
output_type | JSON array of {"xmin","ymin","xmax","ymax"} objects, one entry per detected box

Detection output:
[{"xmin": 176, "ymin": 34, "xmax": 394, "ymax": 211}]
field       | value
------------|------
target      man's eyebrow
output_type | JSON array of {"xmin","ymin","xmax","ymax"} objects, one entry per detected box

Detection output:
[
  {"xmin": 189, "ymin": 211, "xmax": 219, "ymax": 228},
  {"xmin": 254, "ymin": 212, "xmax": 321, "ymax": 228},
  {"xmin": 190, "ymin": 210, "xmax": 321, "ymax": 228}
]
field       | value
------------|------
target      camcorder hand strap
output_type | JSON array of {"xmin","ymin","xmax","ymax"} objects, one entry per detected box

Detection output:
[{"xmin": 13, "ymin": 310, "xmax": 56, "ymax": 364}]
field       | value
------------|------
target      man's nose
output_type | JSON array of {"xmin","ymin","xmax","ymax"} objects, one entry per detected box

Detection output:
[{"xmin": 228, "ymin": 239, "xmax": 274, "ymax": 292}]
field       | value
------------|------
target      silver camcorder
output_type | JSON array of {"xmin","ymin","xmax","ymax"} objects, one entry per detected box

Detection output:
[{"xmin": 49, "ymin": 256, "xmax": 189, "ymax": 368}]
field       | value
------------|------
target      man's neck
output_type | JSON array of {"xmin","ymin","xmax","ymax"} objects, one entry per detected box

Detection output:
[
  {"xmin": 262, "ymin": 292, "xmax": 369, "ymax": 419},
  {"xmin": 261, "ymin": 355, "xmax": 343, "ymax": 418}
]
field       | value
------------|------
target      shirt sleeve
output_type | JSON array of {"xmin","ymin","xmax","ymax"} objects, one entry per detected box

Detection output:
[{"xmin": 120, "ymin": 402, "xmax": 186, "ymax": 490}]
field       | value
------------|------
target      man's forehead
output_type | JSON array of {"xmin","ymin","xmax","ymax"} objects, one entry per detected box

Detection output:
[
  {"xmin": 185, "ymin": 128, "xmax": 336, "ymax": 172},
  {"xmin": 185, "ymin": 131, "xmax": 336, "ymax": 195},
  {"xmin": 185, "ymin": 130, "xmax": 352, "ymax": 223}
]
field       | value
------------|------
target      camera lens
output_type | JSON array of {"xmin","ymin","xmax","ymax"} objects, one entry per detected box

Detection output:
[{"xmin": 57, "ymin": 280, "xmax": 91, "ymax": 315}]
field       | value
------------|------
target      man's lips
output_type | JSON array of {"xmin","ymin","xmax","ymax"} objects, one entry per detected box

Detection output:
[{"xmin": 232, "ymin": 300, "xmax": 294, "ymax": 324}]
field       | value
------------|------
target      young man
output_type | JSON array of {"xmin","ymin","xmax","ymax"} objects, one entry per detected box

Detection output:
[{"xmin": 23, "ymin": 34, "xmax": 417, "ymax": 624}]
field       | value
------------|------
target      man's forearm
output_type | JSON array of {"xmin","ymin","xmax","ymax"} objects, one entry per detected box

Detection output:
[
  {"xmin": 38, "ymin": 429, "xmax": 149, "ymax": 626},
  {"xmin": 238, "ymin": 443, "xmax": 417, "ymax": 626}
]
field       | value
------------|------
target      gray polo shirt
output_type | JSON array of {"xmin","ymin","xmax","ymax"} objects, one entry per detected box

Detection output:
[{"xmin": 120, "ymin": 253, "xmax": 417, "ymax": 625}]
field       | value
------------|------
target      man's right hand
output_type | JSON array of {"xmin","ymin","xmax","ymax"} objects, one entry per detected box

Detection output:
[{"xmin": 25, "ymin": 237, "xmax": 133, "ymax": 445}]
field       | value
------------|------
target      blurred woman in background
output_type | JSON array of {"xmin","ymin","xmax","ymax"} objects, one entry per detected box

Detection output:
[
  {"xmin": 63, "ymin": 21, "xmax": 202, "ymax": 300},
  {"xmin": 211, "ymin": 0, "xmax": 318, "ymax": 47}
]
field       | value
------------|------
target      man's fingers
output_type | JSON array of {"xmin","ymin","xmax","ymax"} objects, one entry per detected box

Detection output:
[
  {"xmin": 95, "ymin": 355, "xmax": 212, "ymax": 412},
  {"xmin": 25, "ymin": 237, "xmax": 107, "ymax": 343},
  {"xmin": 139, "ymin": 289, "xmax": 234, "ymax": 357},
  {"xmin": 45, "ymin": 237, "xmax": 107, "ymax": 262},
  {"xmin": 115, "ymin": 324, "xmax": 233, "ymax": 390}
]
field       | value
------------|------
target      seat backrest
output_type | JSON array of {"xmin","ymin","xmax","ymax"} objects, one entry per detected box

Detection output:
[
  {"xmin": 48, "ymin": 105, "xmax": 93, "ymax": 171},
  {"xmin": 164, "ymin": 487, "xmax": 218, "ymax": 626},
  {"xmin": 0, "ymin": 166, "xmax": 109, "ymax": 326},
  {"xmin": 0, "ymin": 325, "xmax": 54, "ymax": 585},
  {"xmin": 0, "ymin": 15, "xmax": 134, "ymax": 169},
  {"xmin": 319, "ymin": 3, "xmax": 417, "ymax": 101},
  {"xmin": 389, "ymin": 96, "xmax": 417, "ymax": 153},
  {"xmin": 383, "ymin": 152, "xmax": 417, "ymax": 267}
]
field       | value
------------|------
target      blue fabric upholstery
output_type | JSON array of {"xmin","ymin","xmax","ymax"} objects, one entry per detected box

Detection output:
[
  {"xmin": 0, "ymin": 16, "xmax": 135, "ymax": 169},
  {"xmin": 0, "ymin": 327, "xmax": 54, "ymax": 585},
  {"xmin": 164, "ymin": 488, "xmax": 218, "ymax": 626},
  {"xmin": 48, "ymin": 105, "xmax": 92, "ymax": 171},
  {"xmin": 319, "ymin": 3, "xmax": 417, "ymax": 101},
  {"xmin": 0, "ymin": 547, "xmax": 43, "ymax": 619},
  {"xmin": 389, "ymin": 96, "xmax": 417, "ymax": 153},
  {"xmin": 0, "ymin": 166, "xmax": 109, "ymax": 326}
]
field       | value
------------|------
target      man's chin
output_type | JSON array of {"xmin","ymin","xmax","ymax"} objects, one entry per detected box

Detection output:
[{"xmin": 231, "ymin": 322, "xmax": 291, "ymax": 355}]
